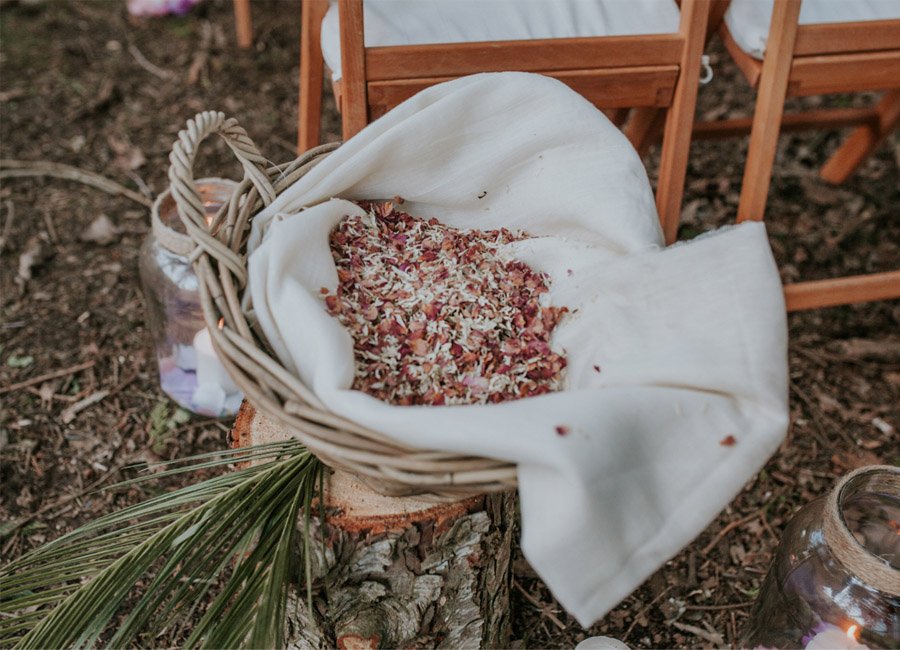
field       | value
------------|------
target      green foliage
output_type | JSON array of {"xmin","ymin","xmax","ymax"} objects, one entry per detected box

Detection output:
[
  {"xmin": 147, "ymin": 401, "xmax": 192, "ymax": 453},
  {"xmin": 5, "ymin": 355, "xmax": 33, "ymax": 369},
  {"xmin": 0, "ymin": 442, "xmax": 322, "ymax": 649}
]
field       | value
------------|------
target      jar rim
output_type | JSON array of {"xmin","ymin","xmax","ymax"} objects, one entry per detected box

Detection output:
[
  {"xmin": 824, "ymin": 465, "xmax": 900, "ymax": 595},
  {"xmin": 151, "ymin": 177, "xmax": 237, "ymax": 256}
]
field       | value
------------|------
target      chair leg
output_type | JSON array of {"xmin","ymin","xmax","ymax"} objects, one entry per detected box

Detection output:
[
  {"xmin": 603, "ymin": 108, "xmax": 631, "ymax": 129},
  {"xmin": 736, "ymin": 0, "xmax": 801, "ymax": 222},
  {"xmin": 819, "ymin": 90, "xmax": 900, "ymax": 185},
  {"xmin": 655, "ymin": 0, "xmax": 710, "ymax": 244},
  {"xmin": 298, "ymin": 0, "xmax": 329, "ymax": 152},
  {"xmin": 624, "ymin": 1, "xmax": 725, "ymax": 159},
  {"xmin": 233, "ymin": 0, "xmax": 252, "ymax": 49},
  {"xmin": 624, "ymin": 107, "xmax": 666, "ymax": 156},
  {"xmin": 338, "ymin": 0, "xmax": 368, "ymax": 141}
]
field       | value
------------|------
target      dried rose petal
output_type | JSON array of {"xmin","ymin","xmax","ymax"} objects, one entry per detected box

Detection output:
[{"xmin": 322, "ymin": 200, "xmax": 568, "ymax": 406}]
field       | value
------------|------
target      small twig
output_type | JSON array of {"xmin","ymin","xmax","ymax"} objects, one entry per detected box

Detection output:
[
  {"xmin": 671, "ymin": 621, "xmax": 725, "ymax": 646},
  {"xmin": 126, "ymin": 169, "xmax": 153, "ymax": 200},
  {"xmin": 41, "ymin": 209, "xmax": 60, "ymax": 247},
  {"xmin": 167, "ymin": 417, "xmax": 231, "ymax": 438},
  {"xmin": 26, "ymin": 385, "xmax": 79, "ymax": 403},
  {"xmin": 0, "ymin": 159, "xmax": 152, "ymax": 207},
  {"xmin": 622, "ymin": 585, "xmax": 672, "ymax": 643},
  {"xmin": 127, "ymin": 42, "xmax": 176, "ymax": 80},
  {"xmin": 61, "ymin": 389, "xmax": 110, "ymax": 424},
  {"xmin": 187, "ymin": 21, "xmax": 213, "ymax": 86},
  {"xmin": 0, "ymin": 360, "xmax": 96, "ymax": 395},
  {"xmin": 730, "ymin": 610, "xmax": 738, "ymax": 649},
  {"xmin": 512, "ymin": 579, "xmax": 567, "ymax": 631},
  {"xmin": 789, "ymin": 378, "xmax": 853, "ymax": 447},
  {"xmin": 701, "ymin": 511, "xmax": 761, "ymax": 555},
  {"xmin": 793, "ymin": 345, "xmax": 897, "ymax": 371},
  {"xmin": 684, "ymin": 601, "xmax": 753, "ymax": 611},
  {"xmin": 0, "ymin": 199, "xmax": 14, "ymax": 257},
  {"xmin": 68, "ymin": 78, "xmax": 117, "ymax": 121},
  {"xmin": 758, "ymin": 510, "xmax": 778, "ymax": 545}
]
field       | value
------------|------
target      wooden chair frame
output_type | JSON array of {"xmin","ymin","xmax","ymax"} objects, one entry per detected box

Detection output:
[
  {"xmin": 298, "ymin": 0, "xmax": 712, "ymax": 235},
  {"xmin": 233, "ymin": 0, "xmax": 252, "ymax": 49},
  {"xmin": 631, "ymin": 0, "xmax": 900, "ymax": 310},
  {"xmin": 727, "ymin": 0, "xmax": 900, "ymax": 310}
]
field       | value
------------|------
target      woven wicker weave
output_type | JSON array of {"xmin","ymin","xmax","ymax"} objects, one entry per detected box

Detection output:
[{"xmin": 170, "ymin": 111, "xmax": 518, "ymax": 499}]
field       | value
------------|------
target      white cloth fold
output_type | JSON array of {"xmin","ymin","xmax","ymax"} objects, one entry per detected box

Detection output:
[{"xmin": 247, "ymin": 72, "xmax": 788, "ymax": 625}]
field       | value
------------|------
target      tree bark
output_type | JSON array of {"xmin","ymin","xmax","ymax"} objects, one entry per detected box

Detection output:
[{"xmin": 231, "ymin": 402, "xmax": 515, "ymax": 649}]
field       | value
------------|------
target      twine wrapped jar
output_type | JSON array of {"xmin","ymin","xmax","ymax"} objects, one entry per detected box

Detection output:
[
  {"xmin": 139, "ymin": 177, "xmax": 243, "ymax": 417},
  {"xmin": 743, "ymin": 465, "xmax": 899, "ymax": 649}
]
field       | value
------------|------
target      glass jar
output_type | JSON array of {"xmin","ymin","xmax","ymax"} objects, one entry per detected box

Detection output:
[
  {"xmin": 139, "ymin": 178, "xmax": 243, "ymax": 417},
  {"xmin": 744, "ymin": 465, "xmax": 899, "ymax": 649}
]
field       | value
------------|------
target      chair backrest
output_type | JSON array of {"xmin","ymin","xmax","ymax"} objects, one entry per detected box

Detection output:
[
  {"xmin": 332, "ymin": 0, "xmax": 712, "ymax": 238},
  {"xmin": 721, "ymin": 0, "xmax": 900, "ymax": 96}
]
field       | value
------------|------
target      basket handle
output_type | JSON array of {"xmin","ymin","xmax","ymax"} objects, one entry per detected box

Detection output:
[{"xmin": 167, "ymin": 111, "xmax": 276, "ymax": 277}]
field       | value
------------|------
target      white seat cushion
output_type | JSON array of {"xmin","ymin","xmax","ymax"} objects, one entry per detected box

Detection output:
[
  {"xmin": 321, "ymin": 0, "xmax": 681, "ymax": 81},
  {"xmin": 725, "ymin": 0, "xmax": 900, "ymax": 60}
]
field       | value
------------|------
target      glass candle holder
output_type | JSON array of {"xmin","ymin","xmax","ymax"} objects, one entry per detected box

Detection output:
[
  {"xmin": 139, "ymin": 178, "xmax": 243, "ymax": 417},
  {"xmin": 744, "ymin": 465, "xmax": 899, "ymax": 649}
]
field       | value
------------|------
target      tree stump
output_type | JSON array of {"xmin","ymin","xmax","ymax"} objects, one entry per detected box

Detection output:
[{"xmin": 231, "ymin": 402, "xmax": 516, "ymax": 649}]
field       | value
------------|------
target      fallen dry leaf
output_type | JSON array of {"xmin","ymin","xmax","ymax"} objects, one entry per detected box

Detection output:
[
  {"xmin": 79, "ymin": 214, "xmax": 120, "ymax": 245},
  {"xmin": 831, "ymin": 449, "xmax": 883, "ymax": 473},
  {"xmin": 107, "ymin": 134, "xmax": 146, "ymax": 171},
  {"xmin": 16, "ymin": 235, "xmax": 51, "ymax": 290}
]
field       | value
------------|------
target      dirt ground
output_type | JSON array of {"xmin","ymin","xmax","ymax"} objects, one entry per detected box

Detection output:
[{"xmin": 0, "ymin": 1, "xmax": 897, "ymax": 648}]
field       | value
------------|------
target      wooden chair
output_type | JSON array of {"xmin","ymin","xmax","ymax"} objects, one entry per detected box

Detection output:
[
  {"xmin": 233, "ymin": 0, "xmax": 252, "ymax": 49},
  {"xmin": 726, "ymin": 0, "xmax": 900, "ymax": 310},
  {"xmin": 635, "ymin": 0, "xmax": 900, "ymax": 310},
  {"xmin": 298, "ymin": 0, "xmax": 711, "ymax": 237}
]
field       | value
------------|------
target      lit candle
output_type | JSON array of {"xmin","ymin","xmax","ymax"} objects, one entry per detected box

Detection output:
[
  {"xmin": 805, "ymin": 624, "xmax": 868, "ymax": 650},
  {"xmin": 191, "ymin": 327, "xmax": 239, "ymax": 415}
]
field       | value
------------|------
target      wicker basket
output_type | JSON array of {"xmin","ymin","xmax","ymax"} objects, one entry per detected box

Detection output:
[{"xmin": 170, "ymin": 111, "xmax": 518, "ymax": 499}]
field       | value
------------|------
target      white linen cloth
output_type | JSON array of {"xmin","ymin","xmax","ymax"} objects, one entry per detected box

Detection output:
[
  {"xmin": 321, "ymin": 0, "xmax": 681, "ymax": 80},
  {"xmin": 246, "ymin": 72, "xmax": 789, "ymax": 626},
  {"xmin": 725, "ymin": 0, "xmax": 900, "ymax": 59}
]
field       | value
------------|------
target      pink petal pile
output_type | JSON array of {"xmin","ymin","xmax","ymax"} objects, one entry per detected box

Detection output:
[{"xmin": 322, "ymin": 200, "xmax": 568, "ymax": 406}]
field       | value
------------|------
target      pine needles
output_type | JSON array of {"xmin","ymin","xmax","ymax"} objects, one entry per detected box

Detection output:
[{"xmin": 0, "ymin": 441, "xmax": 322, "ymax": 649}]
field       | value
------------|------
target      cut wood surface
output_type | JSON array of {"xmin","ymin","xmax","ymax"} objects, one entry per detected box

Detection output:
[{"xmin": 231, "ymin": 401, "xmax": 515, "ymax": 649}]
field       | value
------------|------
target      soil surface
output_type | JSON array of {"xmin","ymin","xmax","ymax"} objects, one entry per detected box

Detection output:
[{"xmin": 1, "ymin": 1, "xmax": 898, "ymax": 648}]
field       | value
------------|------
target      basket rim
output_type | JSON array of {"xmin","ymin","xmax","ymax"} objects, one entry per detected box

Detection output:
[{"xmin": 169, "ymin": 111, "xmax": 518, "ymax": 499}]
